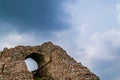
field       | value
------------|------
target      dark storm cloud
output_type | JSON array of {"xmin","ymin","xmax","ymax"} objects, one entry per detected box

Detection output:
[{"xmin": 0, "ymin": 0, "xmax": 69, "ymax": 33}]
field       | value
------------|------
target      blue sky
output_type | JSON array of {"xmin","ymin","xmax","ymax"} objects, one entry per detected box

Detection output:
[{"xmin": 0, "ymin": 0, "xmax": 120, "ymax": 80}]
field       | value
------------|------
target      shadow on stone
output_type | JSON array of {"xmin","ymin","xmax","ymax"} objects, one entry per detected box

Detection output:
[{"xmin": 25, "ymin": 53, "xmax": 46, "ymax": 78}]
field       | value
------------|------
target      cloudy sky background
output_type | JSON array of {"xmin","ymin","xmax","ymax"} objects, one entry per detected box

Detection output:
[{"xmin": 0, "ymin": 0, "xmax": 120, "ymax": 80}]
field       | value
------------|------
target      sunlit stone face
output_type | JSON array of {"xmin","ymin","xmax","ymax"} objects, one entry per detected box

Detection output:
[{"xmin": 24, "ymin": 58, "xmax": 38, "ymax": 72}]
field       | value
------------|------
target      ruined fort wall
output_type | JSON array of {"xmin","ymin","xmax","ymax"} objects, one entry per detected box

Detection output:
[{"xmin": 0, "ymin": 42, "xmax": 99, "ymax": 80}]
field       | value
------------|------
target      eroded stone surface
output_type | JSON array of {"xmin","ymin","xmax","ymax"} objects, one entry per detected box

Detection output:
[{"xmin": 0, "ymin": 42, "xmax": 99, "ymax": 80}]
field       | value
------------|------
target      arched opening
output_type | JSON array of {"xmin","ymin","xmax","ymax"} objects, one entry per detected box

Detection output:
[
  {"xmin": 24, "ymin": 53, "xmax": 44, "ymax": 78},
  {"xmin": 25, "ymin": 58, "xmax": 38, "ymax": 72}
]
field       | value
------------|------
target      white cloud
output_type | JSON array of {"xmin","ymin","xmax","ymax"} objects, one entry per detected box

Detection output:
[
  {"xmin": 55, "ymin": 23, "xmax": 120, "ymax": 80},
  {"xmin": 55, "ymin": 1, "xmax": 120, "ymax": 80},
  {"xmin": 55, "ymin": 3, "xmax": 120, "ymax": 76},
  {"xmin": 63, "ymin": 0, "xmax": 81, "ymax": 26},
  {"xmin": 83, "ymin": 29, "xmax": 120, "ymax": 62},
  {"xmin": 55, "ymin": 23, "xmax": 120, "ymax": 65},
  {"xmin": 0, "ymin": 32, "xmax": 36, "ymax": 50}
]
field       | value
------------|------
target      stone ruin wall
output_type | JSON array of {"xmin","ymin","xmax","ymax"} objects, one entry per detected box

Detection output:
[{"xmin": 0, "ymin": 42, "xmax": 99, "ymax": 80}]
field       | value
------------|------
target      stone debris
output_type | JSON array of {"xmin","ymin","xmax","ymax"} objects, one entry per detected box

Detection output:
[{"xmin": 0, "ymin": 42, "xmax": 99, "ymax": 80}]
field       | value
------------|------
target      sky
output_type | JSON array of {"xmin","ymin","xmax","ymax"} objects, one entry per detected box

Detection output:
[
  {"xmin": 25, "ymin": 58, "xmax": 38, "ymax": 72},
  {"xmin": 0, "ymin": 0, "xmax": 120, "ymax": 80}
]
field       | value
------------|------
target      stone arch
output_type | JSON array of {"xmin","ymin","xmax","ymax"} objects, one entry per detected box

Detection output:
[
  {"xmin": 25, "ymin": 53, "xmax": 44, "ymax": 68},
  {"xmin": 24, "ymin": 53, "xmax": 45, "ymax": 78}
]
